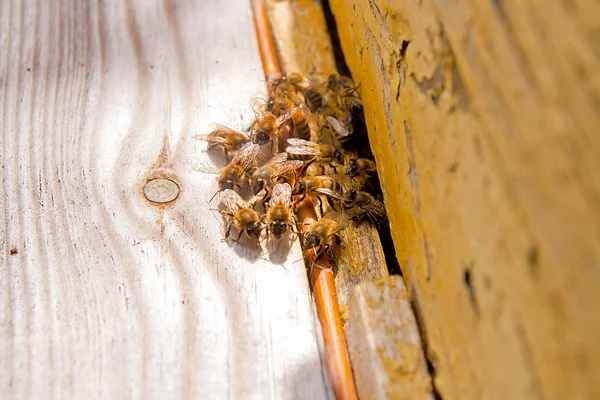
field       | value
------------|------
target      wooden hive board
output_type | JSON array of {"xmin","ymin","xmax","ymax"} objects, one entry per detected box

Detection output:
[
  {"xmin": 0, "ymin": 0, "xmax": 333, "ymax": 398},
  {"xmin": 329, "ymin": 0, "xmax": 600, "ymax": 399}
]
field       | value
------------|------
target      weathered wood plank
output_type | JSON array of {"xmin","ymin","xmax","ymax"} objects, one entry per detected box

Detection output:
[
  {"xmin": 329, "ymin": 0, "xmax": 600, "ymax": 399},
  {"xmin": 0, "ymin": 0, "xmax": 332, "ymax": 398},
  {"xmin": 346, "ymin": 276, "xmax": 433, "ymax": 400}
]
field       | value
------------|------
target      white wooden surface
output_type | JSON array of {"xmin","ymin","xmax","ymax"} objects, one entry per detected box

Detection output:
[{"xmin": 0, "ymin": 0, "xmax": 332, "ymax": 398}]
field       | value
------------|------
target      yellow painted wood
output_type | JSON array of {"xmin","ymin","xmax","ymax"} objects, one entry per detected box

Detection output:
[{"xmin": 329, "ymin": 0, "xmax": 600, "ymax": 399}]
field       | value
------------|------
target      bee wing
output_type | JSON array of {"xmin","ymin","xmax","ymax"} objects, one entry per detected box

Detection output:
[
  {"xmin": 231, "ymin": 142, "xmax": 260, "ymax": 170},
  {"xmin": 263, "ymin": 152, "xmax": 288, "ymax": 167},
  {"xmin": 275, "ymin": 109, "xmax": 295, "ymax": 128},
  {"xmin": 250, "ymin": 97, "xmax": 267, "ymax": 117},
  {"xmin": 220, "ymin": 189, "xmax": 248, "ymax": 214},
  {"xmin": 285, "ymin": 138, "xmax": 321, "ymax": 156},
  {"xmin": 362, "ymin": 197, "xmax": 386, "ymax": 217},
  {"xmin": 322, "ymin": 210, "xmax": 349, "ymax": 231},
  {"xmin": 325, "ymin": 115, "xmax": 352, "ymax": 137},
  {"xmin": 271, "ymin": 160, "xmax": 304, "ymax": 180},
  {"xmin": 270, "ymin": 183, "xmax": 292, "ymax": 207},
  {"xmin": 286, "ymin": 138, "xmax": 315, "ymax": 147},
  {"xmin": 313, "ymin": 187, "xmax": 346, "ymax": 201},
  {"xmin": 194, "ymin": 134, "xmax": 230, "ymax": 145},
  {"xmin": 295, "ymin": 78, "xmax": 313, "ymax": 90}
]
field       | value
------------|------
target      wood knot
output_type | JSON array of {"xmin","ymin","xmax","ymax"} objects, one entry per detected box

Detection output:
[{"xmin": 143, "ymin": 178, "xmax": 180, "ymax": 204}]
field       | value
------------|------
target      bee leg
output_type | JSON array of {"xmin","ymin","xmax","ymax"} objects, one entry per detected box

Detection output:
[
  {"xmin": 222, "ymin": 221, "xmax": 234, "ymax": 242},
  {"xmin": 315, "ymin": 244, "xmax": 329, "ymax": 260},
  {"xmin": 232, "ymin": 229, "xmax": 244, "ymax": 243}
]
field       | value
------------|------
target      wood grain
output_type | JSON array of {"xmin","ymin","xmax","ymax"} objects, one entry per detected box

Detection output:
[
  {"xmin": 0, "ymin": 0, "xmax": 333, "ymax": 398},
  {"xmin": 329, "ymin": 0, "xmax": 600, "ymax": 399},
  {"xmin": 345, "ymin": 276, "xmax": 433, "ymax": 400}
]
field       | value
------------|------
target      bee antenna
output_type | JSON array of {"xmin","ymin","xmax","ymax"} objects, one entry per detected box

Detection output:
[{"xmin": 209, "ymin": 189, "xmax": 221, "ymax": 203}]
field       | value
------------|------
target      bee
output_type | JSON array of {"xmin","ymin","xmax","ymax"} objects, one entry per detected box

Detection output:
[
  {"xmin": 216, "ymin": 142, "xmax": 260, "ymax": 192},
  {"xmin": 345, "ymin": 158, "xmax": 377, "ymax": 177},
  {"xmin": 326, "ymin": 74, "xmax": 356, "ymax": 92},
  {"xmin": 250, "ymin": 100, "xmax": 280, "ymax": 147},
  {"xmin": 194, "ymin": 125, "xmax": 250, "ymax": 161},
  {"xmin": 302, "ymin": 211, "xmax": 348, "ymax": 259},
  {"xmin": 277, "ymin": 106, "xmax": 312, "ymax": 141},
  {"xmin": 265, "ymin": 183, "xmax": 295, "ymax": 240},
  {"xmin": 284, "ymin": 72, "xmax": 323, "ymax": 111},
  {"xmin": 320, "ymin": 113, "xmax": 353, "ymax": 145},
  {"xmin": 285, "ymin": 138, "xmax": 344, "ymax": 165},
  {"xmin": 219, "ymin": 189, "xmax": 263, "ymax": 242},
  {"xmin": 342, "ymin": 189, "xmax": 387, "ymax": 225},
  {"xmin": 270, "ymin": 95, "xmax": 296, "ymax": 116},
  {"xmin": 249, "ymin": 152, "xmax": 304, "ymax": 195},
  {"xmin": 292, "ymin": 175, "xmax": 345, "ymax": 204},
  {"xmin": 338, "ymin": 87, "xmax": 363, "ymax": 115},
  {"xmin": 303, "ymin": 161, "xmax": 335, "ymax": 177}
]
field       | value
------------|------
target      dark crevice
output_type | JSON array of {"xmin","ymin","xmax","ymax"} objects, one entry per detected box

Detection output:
[
  {"xmin": 321, "ymin": 0, "xmax": 351, "ymax": 77},
  {"xmin": 526, "ymin": 244, "xmax": 540, "ymax": 279},
  {"xmin": 410, "ymin": 288, "xmax": 444, "ymax": 400},
  {"xmin": 464, "ymin": 262, "xmax": 481, "ymax": 317},
  {"xmin": 400, "ymin": 39, "xmax": 410, "ymax": 57},
  {"xmin": 380, "ymin": 223, "xmax": 402, "ymax": 276}
]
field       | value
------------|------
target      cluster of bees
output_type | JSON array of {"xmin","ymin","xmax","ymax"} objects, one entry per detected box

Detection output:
[{"xmin": 196, "ymin": 72, "xmax": 387, "ymax": 259}]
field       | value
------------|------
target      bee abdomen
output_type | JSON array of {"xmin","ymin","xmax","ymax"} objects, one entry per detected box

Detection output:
[{"xmin": 304, "ymin": 89, "xmax": 322, "ymax": 112}]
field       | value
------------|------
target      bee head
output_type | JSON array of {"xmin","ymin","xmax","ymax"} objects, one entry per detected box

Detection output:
[
  {"xmin": 293, "ymin": 179, "xmax": 305, "ymax": 195},
  {"xmin": 270, "ymin": 221, "xmax": 287, "ymax": 239},
  {"xmin": 247, "ymin": 221, "xmax": 263, "ymax": 239},
  {"xmin": 219, "ymin": 179, "xmax": 234, "ymax": 191},
  {"xmin": 287, "ymin": 72, "xmax": 302, "ymax": 85},
  {"xmin": 344, "ymin": 189, "xmax": 358, "ymax": 208},
  {"xmin": 351, "ymin": 103, "xmax": 363, "ymax": 114},
  {"xmin": 253, "ymin": 129, "xmax": 270, "ymax": 145},
  {"xmin": 345, "ymin": 159, "xmax": 358, "ymax": 176},
  {"xmin": 303, "ymin": 231, "xmax": 321, "ymax": 249},
  {"xmin": 334, "ymin": 150, "xmax": 345, "ymax": 165}
]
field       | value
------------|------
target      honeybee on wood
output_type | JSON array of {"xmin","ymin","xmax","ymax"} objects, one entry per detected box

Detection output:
[
  {"xmin": 219, "ymin": 189, "xmax": 263, "ymax": 242},
  {"xmin": 250, "ymin": 100, "xmax": 280, "ymax": 148},
  {"xmin": 285, "ymin": 138, "xmax": 344, "ymax": 165},
  {"xmin": 345, "ymin": 158, "xmax": 377, "ymax": 177},
  {"xmin": 292, "ymin": 175, "xmax": 345, "ymax": 203},
  {"xmin": 326, "ymin": 74, "xmax": 356, "ymax": 93},
  {"xmin": 283, "ymin": 72, "xmax": 323, "ymax": 112},
  {"xmin": 216, "ymin": 142, "xmax": 260, "ymax": 192},
  {"xmin": 320, "ymin": 113, "xmax": 353, "ymax": 146},
  {"xmin": 194, "ymin": 124, "xmax": 250, "ymax": 161},
  {"xmin": 302, "ymin": 211, "xmax": 348, "ymax": 259},
  {"xmin": 265, "ymin": 183, "xmax": 295, "ymax": 240},
  {"xmin": 249, "ymin": 152, "xmax": 304, "ymax": 195},
  {"xmin": 277, "ymin": 106, "xmax": 312, "ymax": 141},
  {"xmin": 270, "ymin": 95, "xmax": 296, "ymax": 116},
  {"xmin": 342, "ymin": 189, "xmax": 387, "ymax": 225},
  {"xmin": 338, "ymin": 87, "xmax": 363, "ymax": 115}
]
